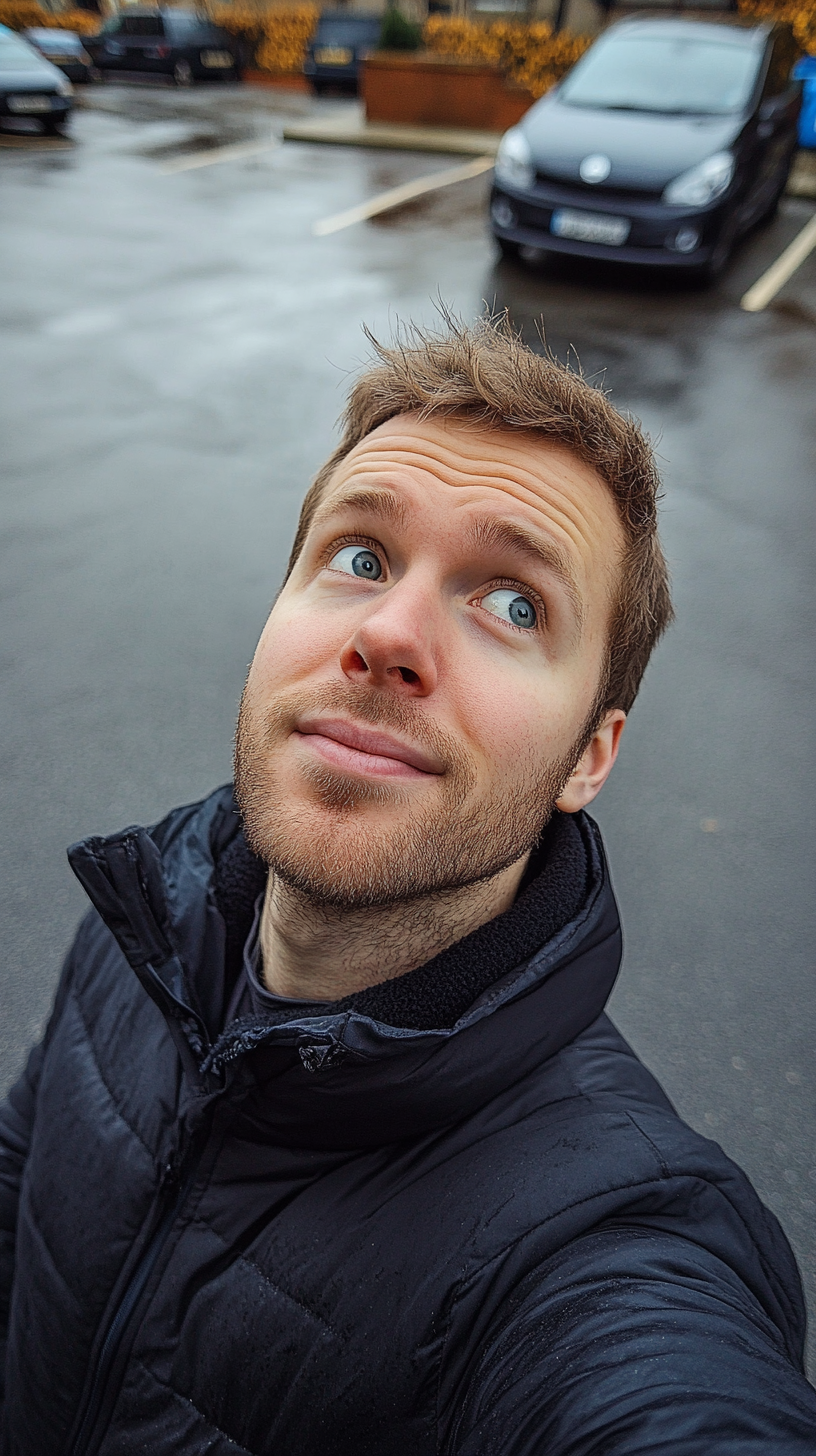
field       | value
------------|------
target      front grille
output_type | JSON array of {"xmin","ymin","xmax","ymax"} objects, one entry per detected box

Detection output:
[{"xmin": 535, "ymin": 171, "xmax": 663, "ymax": 204}]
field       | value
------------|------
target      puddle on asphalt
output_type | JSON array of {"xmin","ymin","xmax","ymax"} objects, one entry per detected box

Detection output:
[
  {"xmin": 142, "ymin": 129, "xmax": 244, "ymax": 160},
  {"xmin": 769, "ymin": 297, "xmax": 816, "ymax": 329}
]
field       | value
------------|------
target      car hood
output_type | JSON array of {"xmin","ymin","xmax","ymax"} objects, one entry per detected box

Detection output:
[
  {"xmin": 521, "ymin": 92, "xmax": 744, "ymax": 191},
  {"xmin": 0, "ymin": 55, "xmax": 64, "ymax": 87}
]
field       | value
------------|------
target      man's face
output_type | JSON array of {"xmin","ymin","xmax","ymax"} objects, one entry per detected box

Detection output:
[{"xmin": 236, "ymin": 414, "xmax": 624, "ymax": 908}]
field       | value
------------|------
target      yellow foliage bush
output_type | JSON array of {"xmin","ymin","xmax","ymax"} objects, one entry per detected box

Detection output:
[
  {"xmin": 0, "ymin": 1, "xmax": 101, "ymax": 32},
  {"xmin": 422, "ymin": 15, "xmax": 590, "ymax": 96},
  {"xmin": 211, "ymin": 2, "xmax": 317, "ymax": 72},
  {"xmin": 736, "ymin": 0, "xmax": 815, "ymax": 53}
]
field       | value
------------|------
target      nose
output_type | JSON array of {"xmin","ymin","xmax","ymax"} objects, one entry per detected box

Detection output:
[{"xmin": 339, "ymin": 580, "xmax": 438, "ymax": 698}]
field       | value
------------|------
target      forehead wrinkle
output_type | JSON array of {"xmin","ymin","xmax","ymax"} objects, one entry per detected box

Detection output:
[
  {"xmin": 346, "ymin": 427, "xmax": 594, "ymax": 490},
  {"xmin": 469, "ymin": 515, "xmax": 586, "ymax": 630},
  {"xmin": 332, "ymin": 454, "xmax": 606, "ymax": 567},
  {"xmin": 337, "ymin": 442, "xmax": 610, "ymax": 555}
]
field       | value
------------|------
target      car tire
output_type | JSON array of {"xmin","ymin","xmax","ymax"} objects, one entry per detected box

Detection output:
[
  {"xmin": 42, "ymin": 117, "xmax": 67, "ymax": 135},
  {"xmin": 174, "ymin": 58, "xmax": 194, "ymax": 86},
  {"xmin": 495, "ymin": 236, "xmax": 520, "ymax": 260},
  {"xmin": 697, "ymin": 216, "xmax": 738, "ymax": 283},
  {"xmin": 311, "ymin": 80, "xmax": 326, "ymax": 96},
  {"xmin": 757, "ymin": 169, "xmax": 791, "ymax": 227}
]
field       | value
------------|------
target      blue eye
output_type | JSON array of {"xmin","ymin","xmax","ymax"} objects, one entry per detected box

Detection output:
[
  {"xmin": 481, "ymin": 588, "xmax": 538, "ymax": 630},
  {"xmin": 329, "ymin": 546, "xmax": 383, "ymax": 580}
]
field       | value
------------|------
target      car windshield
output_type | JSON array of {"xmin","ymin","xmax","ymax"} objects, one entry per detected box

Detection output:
[
  {"xmin": 0, "ymin": 28, "xmax": 45, "ymax": 70},
  {"xmin": 315, "ymin": 20, "xmax": 378, "ymax": 45},
  {"xmin": 167, "ymin": 15, "xmax": 205, "ymax": 36},
  {"xmin": 559, "ymin": 34, "xmax": 761, "ymax": 116}
]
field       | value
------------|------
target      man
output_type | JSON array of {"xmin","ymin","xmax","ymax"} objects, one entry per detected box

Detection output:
[{"xmin": 1, "ymin": 315, "xmax": 814, "ymax": 1455}]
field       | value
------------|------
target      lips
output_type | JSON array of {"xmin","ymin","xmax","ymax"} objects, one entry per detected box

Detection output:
[{"xmin": 293, "ymin": 716, "xmax": 444, "ymax": 780}]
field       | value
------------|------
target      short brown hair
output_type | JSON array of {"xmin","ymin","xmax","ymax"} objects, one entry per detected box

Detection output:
[{"xmin": 287, "ymin": 313, "xmax": 672, "ymax": 716}]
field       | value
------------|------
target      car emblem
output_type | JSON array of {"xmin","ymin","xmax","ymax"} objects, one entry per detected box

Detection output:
[{"xmin": 579, "ymin": 154, "xmax": 612, "ymax": 184}]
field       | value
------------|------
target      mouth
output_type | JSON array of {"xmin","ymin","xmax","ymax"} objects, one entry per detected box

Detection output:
[{"xmin": 292, "ymin": 716, "xmax": 444, "ymax": 781}]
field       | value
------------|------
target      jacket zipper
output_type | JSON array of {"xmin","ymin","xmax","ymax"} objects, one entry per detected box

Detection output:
[{"xmin": 67, "ymin": 1148, "xmax": 203, "ymax": 1456}]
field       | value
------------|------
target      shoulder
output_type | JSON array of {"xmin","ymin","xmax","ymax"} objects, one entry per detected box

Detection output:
[{"xmin": 447, "ymin": 1014, "xmax": 806, "ymax": 1366}]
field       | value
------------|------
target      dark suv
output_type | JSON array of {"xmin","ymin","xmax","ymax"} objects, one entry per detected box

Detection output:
[
  {"xmin": 86, "ymin": 9, "xmax": 239, "ymax": 87},
  {"xmin": 304, "ymin": 11, "xmax": 381, "ymax": 95}
]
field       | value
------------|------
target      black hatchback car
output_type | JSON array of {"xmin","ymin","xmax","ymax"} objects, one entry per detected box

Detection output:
[
  {"xmin": 303, "ymin": 11, "xmax": 381, "ymax": 95},
  {"xmin": 491, "ymin": 17, "xmax": 801, "ymax": 277},
  {"xmin": 86, "ymin": 9, "xmax": 239, "ymax": 87}
]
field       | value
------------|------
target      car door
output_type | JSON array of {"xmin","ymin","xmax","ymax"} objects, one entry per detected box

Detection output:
[
  {"xmin": 742, "ymin": 25, "xmax": 801, "ymax": 224},
  {"xmin": 93, "ymin": 16, "xmax": 126, "ymax": 70}
]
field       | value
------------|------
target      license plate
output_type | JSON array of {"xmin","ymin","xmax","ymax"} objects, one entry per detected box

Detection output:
[
  {"xmin": 8, "ymin": 94, "xmax": 53, "ymax": 113},
  {"xmin": 314, "ymin": 46, "xmax": 352, "ymax": 65},
  {"xmin": 551, "ymin": 208, "xmax": 630, "ymax": 247},
  {"xmin": 201, "ymin": 49, "xmax": 233, "ymax": 67}
]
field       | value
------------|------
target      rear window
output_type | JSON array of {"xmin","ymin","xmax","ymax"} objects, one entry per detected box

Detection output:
[
  {"xmin": 315, "ymin": 18, "xmax": 380, "ymax": 46},
  {"xmin": 121, "ymin": 16, "xmax": 164, "ymax": 35},
  {"xmin": 31, "ymin": 30, "xmax": 82, "ymax": 49},
  {"xmin": 166, "ymin": 15, "xmax": 209, "ymax": 38}
]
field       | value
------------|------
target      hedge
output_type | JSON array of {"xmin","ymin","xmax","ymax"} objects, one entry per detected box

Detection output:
[
  {"xmin": 210, "ymin": 3, "xmax": 317, "ymax": 73},
  {"xmin": 737, "ymin": 0, "xmax": 815, "ymax": 53},
  {"xmin": 422, "ymin": 16, "xmax": 591, "ymax": 97},
  {"xmin": 0, "ymin": 0, "xmax": 100, "ymax": 32}
]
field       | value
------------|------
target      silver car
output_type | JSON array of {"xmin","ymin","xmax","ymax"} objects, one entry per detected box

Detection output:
[{"xmin": 0, "ymin": 23, "xmax": 73, "ymax": 133}]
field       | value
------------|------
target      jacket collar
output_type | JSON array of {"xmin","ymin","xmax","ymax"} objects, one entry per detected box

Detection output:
[{"xmin": 68, "ymin": 785, "xmax": 623, "ymax": 1147}]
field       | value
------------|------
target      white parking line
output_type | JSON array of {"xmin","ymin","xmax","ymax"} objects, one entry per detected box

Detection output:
[
  {"xmin": 313, "ymin": 155, "xmax": 494, "ymax": 236},
  {"xmin": 740, "ymin": 210, "xmax": 816, "ymax": 312},
  {"xmin": 160, "ymin": 138, "xmax": 279, "ymax": 173}
]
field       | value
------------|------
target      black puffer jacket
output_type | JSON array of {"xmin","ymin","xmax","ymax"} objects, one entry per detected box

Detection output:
[{"xmin": 1, "ymin": 786, "xmax": 815, "ymax": 1456}]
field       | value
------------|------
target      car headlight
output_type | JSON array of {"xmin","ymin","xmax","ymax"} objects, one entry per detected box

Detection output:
[
  {"xmin": 663, "ymin": 152, "xmax": 734, "ymax": 207},
  {"xmin": 495, "ymin": 128, "xmax": 534, "ymax": 191},
  {"xmin": 56, "ymin": 76, "xmax": 74, "ymax": 97}
]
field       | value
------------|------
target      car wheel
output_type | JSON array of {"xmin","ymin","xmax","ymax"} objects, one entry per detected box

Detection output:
[
  {"xmin": 495, "ymin": 236, "xmax": 520, "ymax": 260},
  {"xmin": 311, "ymin": 80, "xmax": 326, "ymax": 96},
  {"xmin": 42, "ymin": 117, "xmax": 67, "ymax": 135},
  {"xmin": 698, "ymin": 217, "xmax": 738, "ymax": 283},
  {"xmin": 174, "ymin": 58, "xmax": 194, "ymax": 86},
  {"xmin": 757, "ymin": 170, "xmax": 791, "ymax": 227}
]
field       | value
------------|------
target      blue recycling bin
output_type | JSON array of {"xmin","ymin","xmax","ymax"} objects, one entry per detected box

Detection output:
[{"xmin": 794, "ymin": 56, "xmax": 816, "ymax": 149}]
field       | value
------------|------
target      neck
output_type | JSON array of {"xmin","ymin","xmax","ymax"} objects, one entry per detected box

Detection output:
[{"xmin": 258, "ymin": 857, "xmax": 530, "ymax": 1002}]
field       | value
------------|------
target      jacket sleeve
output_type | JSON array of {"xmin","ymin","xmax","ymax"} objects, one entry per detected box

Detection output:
[
  {"xmin": 0, "ymin": 939, "xmax": 78, "ymax": 1401},
  {"xmin": 448, "ymin": 1226, "xmax": 816, "ymax": 1455}
]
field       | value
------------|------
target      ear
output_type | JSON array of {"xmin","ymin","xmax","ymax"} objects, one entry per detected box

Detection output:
[{"xmin": 555, "ymin": 709, "xmax": 626, "ymax": 814}]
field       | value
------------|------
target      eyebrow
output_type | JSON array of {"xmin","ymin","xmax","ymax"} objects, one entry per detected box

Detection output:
[
  {"xmin": 469, "ymin": 516, "xmax": 585, "ymax": 628},
  {"xmin": 311, "ymin": 485, "xmax": 410, "ymax": 532}
]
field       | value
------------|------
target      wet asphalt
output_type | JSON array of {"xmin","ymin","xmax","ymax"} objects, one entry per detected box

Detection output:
[{"xmin": 1, "ymin": 81, "xmax": 815, "ymax": 1365}]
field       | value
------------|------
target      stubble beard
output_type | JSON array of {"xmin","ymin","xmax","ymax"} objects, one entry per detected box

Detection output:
[{"xmin": 234, "ymin": 678, "xmax": 585, "ymax": 912}]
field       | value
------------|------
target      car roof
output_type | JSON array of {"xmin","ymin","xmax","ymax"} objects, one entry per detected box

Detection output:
[{"xmin": 604, "ymin": 15, "xmax": 768, "ymax": 48}]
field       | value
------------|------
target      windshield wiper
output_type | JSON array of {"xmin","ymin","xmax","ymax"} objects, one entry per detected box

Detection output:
[{"xmin": 601, "ymin": 103, "xmax": 701, "ymax": 115}]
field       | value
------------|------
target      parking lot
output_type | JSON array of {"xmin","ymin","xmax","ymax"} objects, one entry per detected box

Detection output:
[{"xmin": 1, "ymin": 78, "xmax": 815, "ymax": 1364}]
